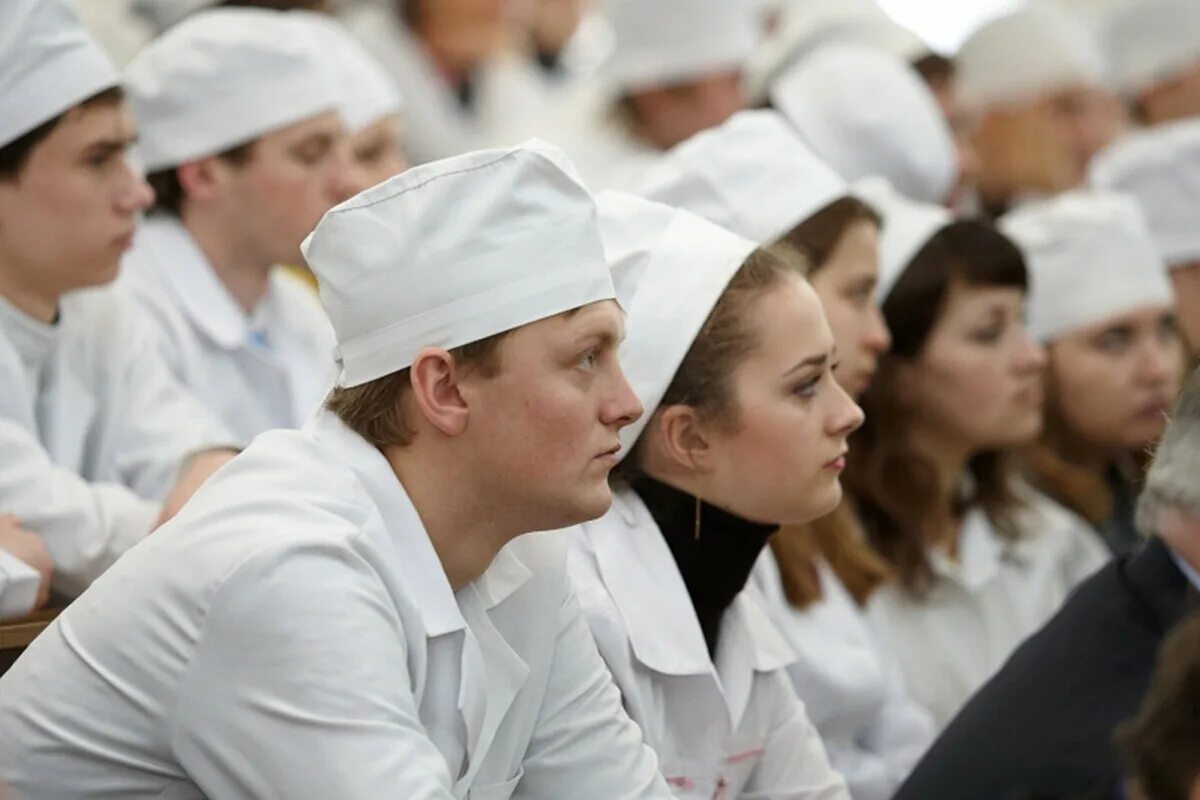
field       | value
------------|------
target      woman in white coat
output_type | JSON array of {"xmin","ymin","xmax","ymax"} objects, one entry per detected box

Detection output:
[
  {"xmin": 566, "ymin": 190, "xmax": 861, "ymax": 799},
  {"xmin": 636, "ymin": 110, "xmax": 934, "ymax": 799},
  {"xmin": 843, "ymin": 182, "xmax": 1110, "ymax": 728}
]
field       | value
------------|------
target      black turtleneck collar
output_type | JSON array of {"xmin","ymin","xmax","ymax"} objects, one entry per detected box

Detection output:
[{"xmin": 632, "ymin": 475, "xmax": 777, "ymax": 656}]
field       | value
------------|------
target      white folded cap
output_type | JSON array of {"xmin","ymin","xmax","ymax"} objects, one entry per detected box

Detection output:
[
  {"xmin": 956, "ymin": 6, "xmax": 1107, "ymax": 110},
  {"xmin": 1104, "ymin": 0, "xmax": 1200, "ymax": 95},
  {"xmin": 770, "ymin": 43, "xmax": 956, "ymax": 205},
  {"xmin": 130, "ymin": 0, "xmax": 216, "ymax": 33},
  {"xmin": 633, "ymin": 110, "xmax": 846, "ymax": 245},
  {"xmin": 125, "ymin": 8, "xmax": 341, "ymax": 172},
  {"xmin": 292, "ymin": 11, "xmax": 404, "ymax": 133},
  {"xmin": 854, "ymin": 178, "xmax": 951, "ymax": 301},
  {"xmin": 1001, "ymin": 190, "xmax": 1174, "ymax": 341},
  {"xmin": 1089, "ymin": 118, "xmax": 1200, "ymax": 267},
  {"xmin": 301, "ymin": 140, "xmax": 617, "ymax": 389},
  {"xmin": 604, "ymin": 0, "xmax": 759, "ymax": 89},
  {"xmin": 0, "ymin": 0, "xmax": 119, "ymax": 149},
  {"xmin": 597, "ymin": 191, "xmax": 758, "ymax": 457}
]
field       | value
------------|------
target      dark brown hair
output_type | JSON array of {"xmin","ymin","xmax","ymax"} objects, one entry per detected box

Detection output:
[
  {"xmin": 146, "ymin": 140, "xmax": 256, "ymax": 217},
  {"xmin": 1117, "ymin": 612, "xmax": 1200, "ymax": 800},
  {"xmin": 843, "ymin": 219, "xmax": 1030, "ymax": 595},
  {"xmin": 912, "ymin": 53, "xmax": 955, "ymax": 90},
  {"xmin": 0, "ymin": 86, "xmax": 124, "ymax": 179}
]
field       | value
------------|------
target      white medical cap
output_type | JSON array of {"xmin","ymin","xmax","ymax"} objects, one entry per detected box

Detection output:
[
  {"xmin": 770, "ymin": 43, "xmax": 956, "ymax": 205},
  {"xmin": 125, "ymin": 8, "xmax": 340, "ymax": 172},
  {"xmin": 604, "ymin": 0, "xmax": 760, "ymax": 89},
  {"xmin": 292, "ymin": 11, "xmax": 404, "ymax": 134},
  {"xmin": 855, "ymin": 178, "xmax": 952, "ymax": 301},
  {"xmin": 1001, "ymin": 190, "xmax": 1174, "ymax": 341},
  {"xmin": 634, "ymin": 110, "xmax": 847, "ymax": 245},
  {"xmin": 1104, "ymin": 0, "xmax": 1200, "ymax": 95},
  {"xmin": 597, "ymin": 191, "xmax": 758, "ymax": 457},
  {"xmin": 302, "ymin": 140, "xmax": 617, "ymax": 389},
  {"xmin": 956, "ymin": 6, "xmax": 1107, "ymax": 110},
  {"xmin": 0, "ymin": 0, "xmax": 119, "ymax": 149}
]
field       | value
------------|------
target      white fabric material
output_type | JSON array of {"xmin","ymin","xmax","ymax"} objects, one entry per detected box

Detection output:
[
  {"xmin": 603, "ymin": 0, "xmax": 759, "ymax": 89},
  {"xmin": 1089, "ymin": 117, "xmax": 1200, "ymax": 266},
  {"xmin": 0, "ymin": 411, "xmax": 672, "ymax": 799},
  {"xmin": 866, "ymin": 491, "xmax": 1109, "ymax": 728},
  {"xmin": 854, "ymin": 178, "xmax": 951, "ymax": 302},
  {"xmin": 566, "ymin": 489, "xmax": 851, "ymax": 799},
  {"xmin": 293, "ymin": 11, "xmax": 403, "ymax": 134},
  {"xmin": 303, "ymin": 140, "xmax": 614, "ymax": 388},
  {"xmin": 596, "ymin": 192, "xmax": 756, "ymax": 456},
  {"xmin": 120, "ymin": 216, "xmax": 336, "ymax": 442},
  {"xmin": 0, "ymin": 287, "xmax": 234, "ymax": 599},
  {"xmin": 1104, "ymin": 0, "xmax": 1200, "ymax": 94},
  {"xmin": 0, "ymin": 549, "xmax": 40, "ymax": 621},
  {"xmin": 125, "ymin": 8, "xmax": 340, "ymax": 172},
  {"xmin": 130, "ymin": 0, "xmax": 215, "ymax": 32},
  {"xmin": 956, "ymin": 6, "xmax": 1107, "ymax": 110},
  {"xmin": 753, "ymin": 551, "xmax": 935, "ymax": 800},
  {"xmin": 0, "ymin": 0, "xmax": 119, "ymax": 148},
  {"xmin": 634, "ymin": 109, "xmax": 847, "ymax": 245},
  {"xmin": 1001, "ymin": 189, "xmax": 1175, "ymax": 341},
  {"xmin": 770, "ymin": 44, "xmax": 956, "ymax": 205}
]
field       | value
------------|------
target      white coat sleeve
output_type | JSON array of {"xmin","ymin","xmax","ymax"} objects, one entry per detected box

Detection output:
[
  {"xmin": 856, "ymin": 649, "xmax": 935, "ymax": 796},
  {"xmin": 0, "ymin": 418, "xmax": 158, "ymax": 598},
  {"xmin": 0, "ymin": 548, "xmax": 40, "ymax": 620},
  {"xmin": 741, "ymin": 673, "xmax": 852, "ymax": 800},
  {"xmin": 515, "ymin": 589, "xmax": 674, "ymax": 799},
  {"xmin": 172, "ymin": 541, "xmax": 459, "ymax": 799}
]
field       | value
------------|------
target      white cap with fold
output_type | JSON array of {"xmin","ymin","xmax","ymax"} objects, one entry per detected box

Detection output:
[
  {"xmin": 854, "ymin": 178, "xmax": 951, "ymax": 302},
  {"xmin": 1001, "ymin": 190, "xmax": 1174, "ymax": 342},
  {"xmin": 633, "ymin": 110, "xmax": 846, "ymax": 245},
  {"xmin": 0, "ymin": 0, "xmax": 119, "ymax": 149},
  {"xmin": 302, "ymin": 140, "xmax": 617, "ymax": 389},
  {"xmin": 956, "ymin": 5, "xmax": 1107, "ymax": 111},
  {"xmin": 769, "ymin": 43, "xmax": 956, "ymax": 205},
  {"xmin": 125, "ymin": 8, "xmax": 341, "ymax": 172},
  {"xmin": 1104, "ymin": 0, "xmax": 1200, "ymax": 95},
  {"xmin": 603, "ymin": 0, "xmax": 760, "ymax": 90},
  {"xmin": 1089, "ymin": 117, "xmax": 1200, "ymax": 267},
  {"xmin": 292, "ymin": 11, "xmax": 404, "ymax": 134},
  {"xmin": 597, "ymin": 191, "xmax": 758, "ymax": 457}
]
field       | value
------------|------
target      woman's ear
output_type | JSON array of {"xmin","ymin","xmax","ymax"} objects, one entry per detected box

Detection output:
[
  {"xmin": 653, "ymin": 404, "xmax": 713, "ymax": 473},
  {"xmin": 408, "ymin": 347, "xmax": 470, "ymax": 437}
]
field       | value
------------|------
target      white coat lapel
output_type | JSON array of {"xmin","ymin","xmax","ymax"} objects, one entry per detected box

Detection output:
[{"xmin": 38, "ymin": 356, "xmax": 97, "ymax": 474}]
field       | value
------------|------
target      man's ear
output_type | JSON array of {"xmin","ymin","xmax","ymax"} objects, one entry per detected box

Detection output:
[
  {"xmin": 653, "ymin": 404, "xmax": 713, "ymax": 473},
  {"xmin": 408, "ymin": 347, "xmax": 470, "ymax": 437},
  {"xmin": 176, "ymin": 156, "xmax": 228, "ymax": 205}
]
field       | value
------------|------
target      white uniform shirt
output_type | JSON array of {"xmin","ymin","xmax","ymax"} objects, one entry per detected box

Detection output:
[
  {"xmin": 120, "ymin": 216, "xmax": 336, "ymax": 442},
  {"xmin": 0, "ymin": 411, "xmax": 672, "ymax": 800},
  {"xmin": 0, "ymin": 287, "xmax": 231, "ymax": 598},
  {"xmin": 0, "ymin": 548, "xmax": 39, "ymax": 620},
  {"xmin": 567, "ymin": 488, "xmax": 851, "ymax": 800},
  {"xmin": 866, "ymin": 492, "xmax": 1110, "ymax": 728},
  {"xmin": 753, "ymin": 551, "xmax": 934, "ymax": 800}
]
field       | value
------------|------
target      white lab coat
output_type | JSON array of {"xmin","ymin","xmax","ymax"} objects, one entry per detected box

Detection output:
[
  {"xmin": 566, "ymin": 488, "xmax": 851, "ymax": 800},
  {"xmin": 0, "ymin": 548, "xmax": 39, "ymax": 620},
  {"xmin": 752, "ymin": 551, "xmax": 934, "ymax": 800},
  {"xmin": 343, "ymin": 4, "xmax": 547, "ymax": 164},
  {"xmin": 120, "ymin": 216, "xmax": 336, "ymax": 442},
  {"xmin": 0, "ymin": 287, "xmax": 232, "ymax": 598},
  {"xmin": 865, "ymin": 491, "xmax": 1110, "ymax": 728},
  {"xmin": 0, "ymin": 410, "xmax": 672, "ymax": 800}
]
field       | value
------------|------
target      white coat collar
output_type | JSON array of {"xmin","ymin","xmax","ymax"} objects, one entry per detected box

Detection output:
[
  {"xmin": 929, "ymin": 507, "xmax": 1025, "ymax": 592},
  {"xmin": 715, "ymin": 585, "xmax": 798, "ymax": 728},
  {"xmin": 0, "ymin": 292, "xmax": 59, "ymax": 377}
]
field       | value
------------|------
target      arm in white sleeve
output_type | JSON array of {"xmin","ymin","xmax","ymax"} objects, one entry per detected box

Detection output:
[
  {"xmin": 859, "ymin": 648, "xmax": 936, "ymax": 794},
  {"xmin": 517, "ymin": 589, "xmax": 673, "ymax": 799},
  {"xmin": 0, "ymin": 548, "xmax": 40, "ymax": 620},
  {"xmin": 0, "ymin": 419, "xmax": 157, "ymax": 597},
  {"xmin": 173, "ymin": 542, "xmax": 458, "ymax": 800}
]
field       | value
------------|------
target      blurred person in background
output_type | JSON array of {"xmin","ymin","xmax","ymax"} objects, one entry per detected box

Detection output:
[{"xmin": 1103, "ymin": 0, "xmax": 1200, "ymax": 128}]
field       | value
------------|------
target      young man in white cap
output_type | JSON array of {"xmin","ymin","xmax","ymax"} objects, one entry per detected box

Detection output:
[
  {"xmin": 0, "ymin": 0, "xmax": 236, "ymax": 614},
  {"xmin": 1104, "ymin": 0, "xmax": 1200, "ymax": 128},
  {"xmin": 120, "ymin": 7, "xmax": 356, "ymax": 443},
  {"xmin": 0, "ymin": 140, "xmax": 673, "ymax": 799},
  {"xmin": 1090, "ymin": 117, "xmax": 1200, "ymax": 354}
]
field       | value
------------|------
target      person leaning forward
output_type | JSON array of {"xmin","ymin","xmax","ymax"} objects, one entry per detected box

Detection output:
[{"xmin": 0, "ymin": 140, "xmax": 674, "ymax": 799}]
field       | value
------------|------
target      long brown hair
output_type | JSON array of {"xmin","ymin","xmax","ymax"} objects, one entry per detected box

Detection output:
[
  {"xmin": 843, "ymin": 220, "xmax": 1030, "ymax": 596},
  {"xmin": 768, "ymin": 197, "xmax": 893, "ymax": 608}
]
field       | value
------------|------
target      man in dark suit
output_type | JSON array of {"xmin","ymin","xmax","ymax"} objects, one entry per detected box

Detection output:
[{"xmin": 894, "ymin": 366, "xmax": 1200, "ymax": 800}]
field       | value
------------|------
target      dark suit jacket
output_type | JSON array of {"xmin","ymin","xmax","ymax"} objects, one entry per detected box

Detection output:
[{"xmin": 894, "ymin": 537, "xmax": 1195, "ymax": 800}]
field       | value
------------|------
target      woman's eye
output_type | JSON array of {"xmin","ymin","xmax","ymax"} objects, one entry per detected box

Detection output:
[
  {"xmin": 578, "ymin": 350, "xmax": 598, "ymax": 369},
  {"xmin": 969, "ymin": 325, "xmax": 1004, "ymax": 344},
  {"xmin": 1096, "ymin": 329, "xmax": 1132, "ymax": 352},
  {"xmin": 793, "ymin": 375, "xmax": 821, "ymax": 398}
]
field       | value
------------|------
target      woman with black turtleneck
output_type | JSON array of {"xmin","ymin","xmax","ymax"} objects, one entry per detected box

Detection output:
[{"xmin": 563, "ymin": 192, "xmax": 862, "ymax": 799}]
